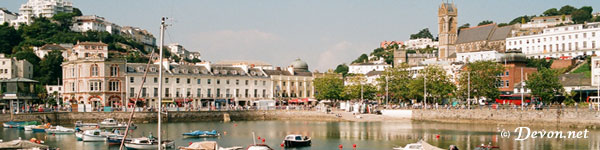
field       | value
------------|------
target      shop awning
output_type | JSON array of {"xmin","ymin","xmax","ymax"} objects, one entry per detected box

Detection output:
[{"xmin": 161, "ymin": 99, "xmax": 174, "ymax": 103}]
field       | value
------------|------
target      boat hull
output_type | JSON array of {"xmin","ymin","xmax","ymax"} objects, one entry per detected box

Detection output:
[
  {"xmin": 31, "ymin": 128, "xmax": 46, "ymax": 133},
  {"xmin": 284, "ymin": 140, "xmax": 311, "ymax": 147},
  {"xmin": 107, "ymin": 137, "xmax": 131, "ymax": 145},
  {"xmin": 182, "ymin": 134, "xmax": 219, "ymax": 138},
  {"xmin": 124, "ymin": 141, "xmax": 174, "ymax": 150},
  {"xmin": 82, "ymin": 134, "xmax": 105, "ymax": 142}
]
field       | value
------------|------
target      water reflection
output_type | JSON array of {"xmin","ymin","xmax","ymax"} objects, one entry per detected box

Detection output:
[{"xmin": 0, "ymin": 120, "xmax": 597, "ymax": 150}]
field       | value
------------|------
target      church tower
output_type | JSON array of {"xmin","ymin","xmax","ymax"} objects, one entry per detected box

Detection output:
[{"xmin": 438, "ymin": 2, "xmax": 457, "ymax": 60}]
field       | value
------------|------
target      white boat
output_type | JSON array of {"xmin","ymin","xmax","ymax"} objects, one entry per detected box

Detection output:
[
  {"xmin": 82, "ymin": 129, "xmax": 105, "ymax": 142},
  {"xmin": 124, "ymin": 136, "xmax": 174, "ymax": 149},
  {"xmin": 75, "ymin": 121, "xmax": 98, "ymax": 128},
  {"xmin": 392, "ymin": 140, "xmax": 444, "ymax": 150},
  {"xmin": 46, "ymin": 126, "xmax": 75, "ymax": 134},
  {"xmin": 100, "ymin": 118, "xmax": 118, "ymax": 126},
  {"xmin": 23, "ymin": 125, "xmax": 36, "ymax": 131}
]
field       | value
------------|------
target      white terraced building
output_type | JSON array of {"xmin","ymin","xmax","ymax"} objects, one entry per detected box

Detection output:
[{"xmin": 506, "ymin": 22, "xmax": 600, "ymax": 59}]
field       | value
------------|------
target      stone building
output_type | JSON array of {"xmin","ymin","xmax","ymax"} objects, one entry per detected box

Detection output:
[
  {"xmin": 437, "ymin": 2, "xmax": 458, "ymax": 60},
  {"xmin": 0, "ymin": 54, "xmax": 33, "ymax": 80},
  {"xmin": 455, "ymin": 24, "xmax": 513, "ymax": 62},
  {"xmin": 61, "ymin": 42, "xmax": 127, "ymax": 109},
  {"xmin": 393, "ymin": 49, "xmax": 436, "ymax": 67}
]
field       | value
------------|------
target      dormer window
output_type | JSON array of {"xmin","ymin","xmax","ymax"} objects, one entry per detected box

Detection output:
[
  {"xmin": 150, "ymin": 67, "xmax": 156, "ymax": 72},
  {"xmin": 136, "ymin": 66, "xmax": 145, "ymax": 72}
]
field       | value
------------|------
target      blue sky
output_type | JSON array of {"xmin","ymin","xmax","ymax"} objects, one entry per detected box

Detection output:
[{"xmin": 2, "ymin": 0, "xmax": 599, "ymax": 71}]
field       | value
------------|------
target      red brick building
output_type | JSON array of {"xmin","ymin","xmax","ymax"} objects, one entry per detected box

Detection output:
[{"xmin": 497, "ymin": 53, "xmax": 538, "ymax": 94}]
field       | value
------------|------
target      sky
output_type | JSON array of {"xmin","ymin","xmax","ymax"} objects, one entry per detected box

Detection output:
[{"xmin": 2, "ymin": 0, "xmax": 600, "ymax": 71}]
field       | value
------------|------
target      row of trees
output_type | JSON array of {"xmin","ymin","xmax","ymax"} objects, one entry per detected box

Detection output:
[{"xmin": 316, "ymin": 60, "xmax": 565, "ymax": 104}]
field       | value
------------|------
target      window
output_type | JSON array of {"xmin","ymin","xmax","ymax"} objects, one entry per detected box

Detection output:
[
  {"xmin": 165, "ymin": 78, "xmax": 169, "ymax": 83},
  {"xmin": 262, "ymin": 89, "xmax": 266, "ymax": 98},
  {"xmin": 584, "ymin": 33, "xmax": 587, "ymax": 38},
  {"xmin": 299, "ymin": 82, "xmax": 303, "ymax": 86},
  {"xmin": 236, "ymin": 89, "xmax": 240, "ymax": 97},
  {"xmin": 154, "ymin": 88, "xmax": 158, "ymax": 97},
  {"xmin": 176, "ymin": 88, "xmax": 181, "ymax": 97},
  {"xmin": 584, "ymin": 41, "xmax": 587, "ymax": 49},
  {"xmin": 216, "ymin": 88, "xmax": 221, "ymax": 97},
  {"xmin": 165, "ymin": 88, "xmax": 170, "ymax": 97},
  {"xmin": 217, "ymin": 79, "xmax": 220, "ymax": 84},
  {"xmin": 187, "ymin": 78, "xmax": 191, "ymax": 84},
  {"xmin": 197, "ymin": 79, "xmax": 201, "ymax": 84},
  {"xmin": 236, "ymin": 79, "xmax": 239, "ymax": 85},
  {"xmin": 142, "ymin": 88, "xmax": 147, "ymax": 97},
  {"xmin": 506, "ymin": 71, "xmax": 509, "ymax": 76},
  {"xmin": 130, "ymin": 77, "xmax": 134, "ymax": 83},
  {"xmin": 110, "ymin": 65, "xmax": 118, "ymax": 76},
  {"xmin": 226, "ymin": 89, "xmax": 230, "ymax": 97},
  {"xmin": 91, "ymin": 64, "xmax": 98, "ymax": 76},
  {"xmin": 89, "ymin": 81, "xmax": 102, "ymax": 91},
  {"xmin": 506, "ymin": 80, "xmax": 510, "ymax": 87},
  {"xmin": 226, "ymin": 80, "xmax": 230, "ymax": 85},
  {"xmin": 254, "ymin": 89, "xmax": 258, "ymax": 98},
  {"xmin": 130, "ymin": 87, "xmax": 135, "ymax": 97},
  {"xmin": 154, "ymin": 77, "xmax": 158, "ymax": 83},
  {"xmin": 245, "ymin": 89, "xmax": 249, "ymax": 97},
  {"xmin": 176, "ymin": 78, "xmax": 180, "ymax": 84},
  {"xmin": 254, "ymin": 80, "xmax": 257, "ymax": 85},
  {"xmin": 263, "ymin": 81, "xmax": 266, "ymax": 86},
  {"xmin": 207, "ymin": 79, "xmax": 211, "ymax": 84},
  {"xmin": 207, "ymin": 89, "xmax": 212, "ymax": 97},
  {"xmin": 593, "ymin": 41, "xmax": 596, "ymax": 49},
  {"xmin": 108, "ymin": 80, "xmax": 120, "ymax": 91},
  {"xmin": 186, "ymin": 88, "xmax": 191, "ymax": 97},
  {"xmin": 245, "ymin": 80, "xmax": 249, "ymax": 85}
]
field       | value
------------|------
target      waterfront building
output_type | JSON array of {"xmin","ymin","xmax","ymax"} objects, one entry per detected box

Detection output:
[
  {"xmin": 0, "ymin": 8, "xmax": 18, "ymax": 25},
  {"xmin": 437, "ymin": 2, "xmax": 458, "ymax": 60},
  {"xmin": 496, "ymin": 52, "xmax": 537, "ymax": 95},
  {"xmin": 348, "ymin": 62, "xmax": 391, "ymax": 75},
  {"xmin": 71, "ymin": 15, "xmax": 121, "ymax": 35},
  {"xmin": 455, "ymin": 24, "xmax": 513, "ymax": 63},
  {"xmin": 61, "ymin": 42, "xmax": 127, "ymax": 109},
  {"xmin": 0, "ymin": 54, "xmax": 33, "ymax": 80},
  {"xmin": 506, "ymin": 22, "xmax": 600, "ymax": 59},
  {"xmin": 0, "ymin": 78, "xmax": 39, "ymax": 113},
  {"xmin": 265, "ymin": 59, "xmax": 315, "ymax": 100},
  {"xmin": 121, "ymin": 26, "xmax": 156, "ymax": 52},
  {"xmin": 12, "ymin": 0, "xmax": 72, "ymax": 27},
  {"xmin": 45, "ymin": 85, "xmax": 63, "ymax": 101},
  {"xmin": 519, "ymin": 15, "xmax": 573, "ymax": 29}
]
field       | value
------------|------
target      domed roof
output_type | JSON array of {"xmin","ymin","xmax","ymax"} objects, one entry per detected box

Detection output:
[{"xmin": 291, "ymin": 58, "xmax": 308, "ymax": 71}]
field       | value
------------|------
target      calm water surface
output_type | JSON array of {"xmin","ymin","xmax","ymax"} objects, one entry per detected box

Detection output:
[{"xmin": 1, "ymin": 120, "xmax": 599, "ymax": 150}]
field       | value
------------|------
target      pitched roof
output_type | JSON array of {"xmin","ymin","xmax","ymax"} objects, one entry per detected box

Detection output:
[
  {"xmin": 489, "ymin": 26, "xmax": 513, "ymax": 41},
  {"xmin": 560, "ymin": 73, "xmax": 590, "ymax": 87},
  {"xmin": 456, "ymin": 24, "xmax": 496, "ymax": 44},
  {"xmin": 0, "ymin": 78, "xmax": 38, "ymax": 83},
  {"xmin": 40, "ymin": 44, "xmax": 66, "ymax": 51}
]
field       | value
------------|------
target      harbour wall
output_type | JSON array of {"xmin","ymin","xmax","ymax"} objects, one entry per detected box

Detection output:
[
  {"xmin": 410, "ymin": 108, "xmax": 600, "ymax": 127},
  {"xmin": 0, "ymin": 110, "xmax": 342, "ymax": 125}
]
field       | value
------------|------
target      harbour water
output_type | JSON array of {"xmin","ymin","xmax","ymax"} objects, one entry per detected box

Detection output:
[{"xmin": 1, "ymin": 120, "xmax": 598, "ymax": 150}]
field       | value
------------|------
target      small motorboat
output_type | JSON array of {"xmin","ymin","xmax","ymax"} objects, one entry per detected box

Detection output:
[
  {"xmin": 2, "ymin": 121, "xmax": 23, "ymax": 128},
  {"xmin": 106, "ymin": 135, "xmax": 131, "ymax": 145},
  {"xmin": 392, "ymin": 140, "xmax": 445, "ymax": 150},
  {"xmin": 124, "ymin": 134, "xmax": 175, "ymax": 150},
  {"xmin": 16, "ymin": 121, "xmax": 41, "ymax": 130},
  {"xmin": 182, "ymin": 130, "xmax": 220, "ymax": 138},
  {"xmin": 246, "ymin": 144, "xmax": 274, "ymax": 150},
  {"xmin": 75, "ymin": 121, "xmax": 98, "ymax": 128},
  {"xmin": 46, "ymin": 126, "xmax": 75, "ymax": 134},
  {"xmin": 282, "ymin": 134, "xmax": 311, "ymax": 147},
  {"xmin": 31, "ymin": 124, "xmax": 51, "ymax": 133},
  {"xmin": 100, "ymin": 118, "xmax": 118, "ymax": 126},
  {"xmin": 24, "ymin": 125, "xmax": 36, "ymax": 131},
  {"xmin": 474, "ymin": 143, "xmax": 500, "ymax": 150},
  {"xmin": 75, "ymin": 131, "xmax": 84, "ymax": 141},
  {"xmin": 82, "ymin": 129, "xmax": 105, "ymax": 142},
  {"xmin": 98, "ymin": 118, "xmax": 136, "ymax": 129},
  {"xmin": 178, "ymin": 141, "xmax": 243, "ymax": 150}
]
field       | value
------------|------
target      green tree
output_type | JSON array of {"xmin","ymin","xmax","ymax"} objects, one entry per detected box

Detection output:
[
  {"xmin": 458, "ymin": 23, "xmax": 470, "ymax": 30},
  {"xmin": 572, "ymin": 9, "xmax": 593, "ymax": 24},
  {"xmin": 457, "ymin": 61, "xmax": 504, "ymax": 102},
  {"xmin": 543, "ymin": 8, "xmax": 560, "ymax": 16},
  {"xmin": 191, "ymin": 58, "xmax": 202, "ymax": 63},
  {"xmin": 370, "ymin": 47, "xmax": 394, "ymax": 64},
  {"xmin": 526, "ymin": 58, "xmax": 553, "ymax": 70},
  {"xmin": 525, "ymin": 68, "xmax": 564, "ymax": 103},
  {"xmin": 559, "ymin": 5, "xmax": 577, "ymax": 15},
  {"xmin": 313, "ymin": 72, "xmax": 344, "ymax": 100},
  {"xmin": 37, "ymin": 50, "xmax": 64, "ymax": 85},
  {"xmin": 408, "ymin": 66, "xmax": 456, "ymax": 104},
  {"xmin": 377, "ymin": 64, "xmax": 412, "ymax": 103},
  {"xmin": 497, "ymin": 23, "xmax": 509, "ymax": 27},
  {"xmin": 352, "ymin": 53, "xmax": 369, "ymax": 64},
  {"xmin": 409, "ymin": 28, "xmax": 434, "ymax": 40},
  {"xmin": 341, "ymin": 75, "xmax": 377, "ymax": 100},
  {"xmin": 0, "ymin": 23, "xmax": 22, "ymax": 54},
  {"xmin": 579, "ymin": 6, "xmax": 593, "ymax": 14},
  {"xmin": 334, "ymin": 64, "xmax": 349, "ymax": 77},
  {"xmin": 52, "ymin": 12, "xmax": 77, "ymax": 31},
  {"xmin": 477, "ymin": 20, "xmax": 494, "ymax": 26},
  {"xmin": 72, "ymin": 8, "xmax": 83, "ymax": 16},
  {"xmin": 509, "ymin": 15, "xmax": 531, "ymax": 25}
]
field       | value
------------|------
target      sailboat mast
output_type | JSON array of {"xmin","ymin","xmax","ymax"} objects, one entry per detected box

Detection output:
[{"xmin": 158, "ymin": 17, "xmax": 166, "ymax": 150}]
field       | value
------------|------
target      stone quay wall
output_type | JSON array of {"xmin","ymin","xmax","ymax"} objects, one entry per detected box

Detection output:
[
  {"xmin": 0, "ymin": 110, "xmax": 342, "ymax": 125},
  {"xmin": 411, "ymin": 108, "xmax": 600, "ymax": 127}
]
